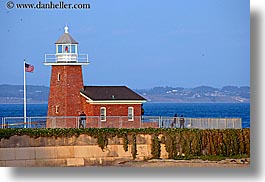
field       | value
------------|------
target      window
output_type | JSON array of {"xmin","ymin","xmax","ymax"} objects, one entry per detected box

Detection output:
[
  {"xmin": 57, "ymin": 73, "xmax": 61, "ymax": 81},
  {"xmin": 100, "ymin": 107, "xmax": 106, "ymax": 121},
  {"xmin": 55, "ymin": 105, "xmax": 59, "ymax": 114},
  {"xmin": 58, "ymin": 44, "xmax": 76, "ymax": 53},
  {"xmin": 63, "ymin": 45, "xmax": 70, "ymax": 53},
  {"xmin": 128, "ymin": 107, "xmax": 134, "ymax": 121},
  {"xmin": 71, "ymin": 45, "xmax": 76, "ymax": 53},
  {"xmin": 64, "ymin": 45, "xmax": 69, "ymax": 53},
  {"xmin": 57, "ymin": 45, "xmax": 62, "ymax": 53}
]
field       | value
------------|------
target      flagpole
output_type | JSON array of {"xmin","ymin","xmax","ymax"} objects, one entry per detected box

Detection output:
[{"xmin": 24, "ymin": 60, "xmax": 27, "ymax": 128}]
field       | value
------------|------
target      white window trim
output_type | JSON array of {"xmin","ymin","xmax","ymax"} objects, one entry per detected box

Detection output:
[
  {"xmin": 56, "ymin": 45, "xmax": 60, "ymax": 53},
  {"xmin": 63, "ymin": 44, "xmax": 70, "ymax": 53},
  {"xmin": 100, "ymin": 107, "xmax": 106, "ymax": 122},
  {"xmin": 55, "ymin": 105, "xmax": 59, "ymax": 114},
  {"xmin": 57, "ymin": 73, "xmax": 61, "ymax": 81},
  {"xmin": 128, "ymin": 107, "xmax": 134, "ymax": 121},
  {"xmin": 56, "ymin": 44, "xmax": 77, "ymax": 54},
  {"xmin": 71, "ymin": 45, "xmax": 77, "ymax": 53}
]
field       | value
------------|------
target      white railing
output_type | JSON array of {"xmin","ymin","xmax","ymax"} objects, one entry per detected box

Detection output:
[
  {"xmin": 0, "ymin": 116, "xmax": 242, "ymax": 129},
  {"xmin": 44, "ymin": 54, "xmax": 89, "ymax": 63}
]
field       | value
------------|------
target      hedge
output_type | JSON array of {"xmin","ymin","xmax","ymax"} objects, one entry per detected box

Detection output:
[{"xmin": 0, "ymin": 128, "xmax": 250, "ymax": 160}]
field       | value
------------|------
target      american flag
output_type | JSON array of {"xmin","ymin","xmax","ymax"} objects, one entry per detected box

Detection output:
[{"xmin": 25, "ymin": 63, "xmax": 34, "ymax": 72}]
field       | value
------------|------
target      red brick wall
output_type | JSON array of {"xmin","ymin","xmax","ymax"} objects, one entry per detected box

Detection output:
[
  {"xmin": 141, "ymin": 122, "xmax": 159, "ymax": 128},
  {"xmin": 47, "ymin": 65, "xmax": 84, "ymax": 128},
  {"xmin": 82, "ymin": 103, "xmax": 143, "ymax": 128},
  {"xmin": 81, "ymin": 96, "xmax": 94, "ymax": 116},
  {"xmin": 91, "ymin": 104, "xmax": 141, "ymax": 116}
]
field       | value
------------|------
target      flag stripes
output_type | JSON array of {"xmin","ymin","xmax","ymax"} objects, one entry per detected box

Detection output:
[{"xmin": 25, "ymin": 63, "xmax": 34, "ymax": 72}]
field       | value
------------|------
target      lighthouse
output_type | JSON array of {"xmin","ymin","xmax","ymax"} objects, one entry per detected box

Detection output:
[{"xmin": 44, "ymin": 25, "xmax": 89, "ymax": 128}]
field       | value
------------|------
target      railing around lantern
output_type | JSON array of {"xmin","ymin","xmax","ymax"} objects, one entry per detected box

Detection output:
[
  {"xmin": 44, "ymin": 54, "xmax": 89, "ymax": 64},
  {"xmin": 0, "ymin": 116, "xmax": 242, "ymax": 129}
]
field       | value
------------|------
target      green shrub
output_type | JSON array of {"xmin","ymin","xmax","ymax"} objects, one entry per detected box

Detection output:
[
  {"xmin": 0, "ymin": 128, "xmax": 250, "ymax": 159},
  {"xmin": 151, "ymin": 134, "xmax": 161, "ymax": 159}
]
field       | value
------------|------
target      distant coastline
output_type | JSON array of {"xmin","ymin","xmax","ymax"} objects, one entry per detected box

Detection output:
[
  {"xmin": 0, "ymin": 84, "xmax": 250, "ymax": 104},
  {"xmin": 0, "ymin": 102, "xmax": 48, "ymax": 104}
]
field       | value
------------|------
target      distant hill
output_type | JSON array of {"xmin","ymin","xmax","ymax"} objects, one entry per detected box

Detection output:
[
  {"xmin": 0, "ymin": 84, "xmax": 49, "ymax": 103},
  {"xmin": 0, "ymin": 84, "xmax": 250, "ymax": 103},
  {"xmin": 135, "ymin": 85, "xmax": 250, "ymax": 103}
]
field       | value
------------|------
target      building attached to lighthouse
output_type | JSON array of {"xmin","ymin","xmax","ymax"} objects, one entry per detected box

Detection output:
[{"xmin": 44, "ymin": 26, "xmax": 147, "ymax": 128}]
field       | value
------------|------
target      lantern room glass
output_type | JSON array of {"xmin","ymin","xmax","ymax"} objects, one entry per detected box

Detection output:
[
  {"xmin": 71, "ymin": 45, "xmax": 76, "ymax": 53},
  {"xmin": 56, "ymin": 44, "xmax": 77, "ymax": 54},
  {"xmin": 57, "ymin": 45, "xmax": 62, "ymax": 53}
]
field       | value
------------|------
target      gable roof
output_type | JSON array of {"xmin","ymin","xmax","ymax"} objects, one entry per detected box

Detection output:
[
  {"xmin": 55, "ymin": 33, "xmax": 78, "ymax": 44},
  {"xmin": 80, "ymin": 86, "xmax": 146, "ymax": 101}
]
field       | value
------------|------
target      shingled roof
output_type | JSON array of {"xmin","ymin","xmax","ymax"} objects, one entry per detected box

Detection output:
[
  {"xmin": 55, "ymin": 32, "xmax": 78, "ymax": 44},
  {"xmin": 80, "ymin": 86, "xmax": 146, "ymax": 101}
]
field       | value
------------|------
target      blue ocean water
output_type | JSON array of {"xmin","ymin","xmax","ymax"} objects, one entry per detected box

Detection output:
[
  {"xmin": 0, "ymin": 103, "xmax": 250, "ymax": 128},
  {"xmin": 143, "ymin": 103, "xmax": 250, "ymax": 128}
]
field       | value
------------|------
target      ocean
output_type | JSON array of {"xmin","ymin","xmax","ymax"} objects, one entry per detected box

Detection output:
[{"xmin": 0, "ymin": 103, "xmax": 250, "ymax": 128}]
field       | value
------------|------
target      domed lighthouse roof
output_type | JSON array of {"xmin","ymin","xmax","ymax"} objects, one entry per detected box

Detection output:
[{"xmin": 55, "ymin": 25, "xmax": 78, "ymax": 44}]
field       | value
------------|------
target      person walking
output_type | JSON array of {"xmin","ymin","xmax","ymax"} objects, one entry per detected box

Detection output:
[
  {"xmin": 79, "ymin": 111, "xmax": 86, "ymax": 128},
  {"xmin": 171, "ymin": 113, "xmax": 178, "ymax": 128},
  {"xmin": 179, "ymin": 115, "xmax": 185, "ymax": 129}
]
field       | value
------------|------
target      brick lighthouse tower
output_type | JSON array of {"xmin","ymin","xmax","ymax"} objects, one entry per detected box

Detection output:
[{"xmin": 44, "ymin": 26, "xmax": 89, "ymax": 128}]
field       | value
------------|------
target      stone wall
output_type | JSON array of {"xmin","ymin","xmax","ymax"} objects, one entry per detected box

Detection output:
[{"xmin": 0, "ymin": 134, "xmax": 167, "ymax": 167}]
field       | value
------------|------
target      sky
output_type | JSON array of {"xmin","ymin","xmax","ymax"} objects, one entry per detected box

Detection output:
[{"xmin": 0, "ymin": 0, "xmax": 250, "ymax": 89}]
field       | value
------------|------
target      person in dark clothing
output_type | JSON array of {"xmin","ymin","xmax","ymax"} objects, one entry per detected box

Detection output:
[
  {"xmin": 171, "ymin": 113, "xmax": 178, "ymax": 128},
  {"xmin": 141, "ymin": 105, "xmax": 145, "ymax": 115},
  {"xmin": 179, "ymin": 115, "xmax": 185, "ymax": 129},
  {"xmin": 79, "ymin": 111, "xmax": 86, "ymax": 128}
]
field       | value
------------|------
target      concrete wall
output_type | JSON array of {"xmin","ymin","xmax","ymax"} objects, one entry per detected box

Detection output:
[{"xmin": 0, "ymin": 134, "xmax": 167, "ymax": 167}]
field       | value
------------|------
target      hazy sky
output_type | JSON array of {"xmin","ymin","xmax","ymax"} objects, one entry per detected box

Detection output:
[{"xmin": 0, "ymin": 0, "xmax": 250, "ymax": 89}]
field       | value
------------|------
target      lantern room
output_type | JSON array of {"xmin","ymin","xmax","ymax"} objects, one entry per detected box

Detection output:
[
  {"xmin": 55, "ymin": 25, "xmax": 78, "ymax": 63},
  {"xmin": 44, "ymin": 25, "xmax": 89, "ymax": 65}
]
